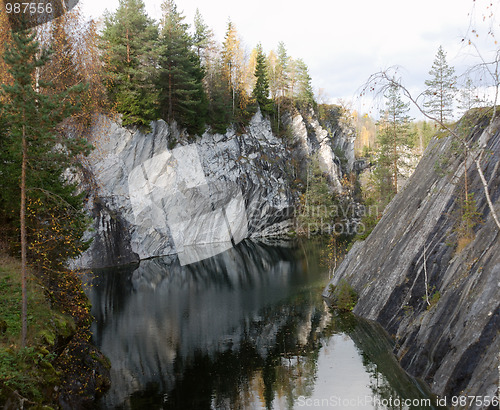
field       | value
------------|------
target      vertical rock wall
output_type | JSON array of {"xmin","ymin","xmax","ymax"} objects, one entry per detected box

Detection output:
[
  {"xmin": 73, "ymin": 110, "xmax": 351, "ymax": 269},
  {"xmin": 323, "ymin": 112, "xmax": 500, "ymax": 406}
]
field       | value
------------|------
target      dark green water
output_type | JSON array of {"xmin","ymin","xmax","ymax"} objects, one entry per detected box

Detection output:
[{"xmin": 84, "ymin": 239, "xmax": 442, "ymax": 409}]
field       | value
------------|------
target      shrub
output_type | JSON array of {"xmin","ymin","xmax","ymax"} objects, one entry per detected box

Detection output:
[
  {"xmin": 328, "ymin": 279, "xmax": 358, "ymax": 312},
  {"xmin": 428, "ymin": 290, "xmax": 441, "ymax": 310},
  {"xmin": 454, "ymin": 192, "xmax": 482, "ymax": 253}
]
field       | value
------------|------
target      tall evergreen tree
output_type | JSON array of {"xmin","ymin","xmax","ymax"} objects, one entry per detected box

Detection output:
[
  {"xmin": 295, "ymin": 58, "xmax": 315, "ymax": 108},
  {"xmin": 269, "ymin": 42, "xmax": 290, "ymax": 133},
  {"xmin": 375, "ymin": 84, "xmax": 414, "ymax": 200},
  {"xmin": 193, "ymin": 8, "xmax": 213, "ymax": 66},
  {"xmin": 157, "ymin": 0, "xmax": 207, "ymax": 135},
  {"xmin": 267, "ymin": 49, "xmax": 278, "ymax": 100},
  {"xmin": 100, "ymin": 0, "xmax": 158, "ymax": 127},
  {"xmin": 252, "ymin": 43, "xmax": 273, "ymax": 115},
  {"xmin": 288, "ymin": 58, "xmax": 298, "ymax": 100},
  {"xmin": 0, "ymin": 25, "xmax": 91, "ymax": 346},
  {"xmin": 276, "ymin": 42, "xmax": 290, "ymax": 100},
  {"xmin": 457, "ymin": 77, "xmax": 483, "ymax": 115},
  {"xmin": 205, "ymin": 53, "xmax": 232, "ymax": 133},
  {"xmin": 423, "ymin": 46, "xmax": 457, "ymax": 124}
]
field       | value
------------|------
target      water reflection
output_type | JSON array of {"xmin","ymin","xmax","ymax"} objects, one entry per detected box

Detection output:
[{"xmin": 85, "ymin": 239, "xmax": 440, "ymax": 409}]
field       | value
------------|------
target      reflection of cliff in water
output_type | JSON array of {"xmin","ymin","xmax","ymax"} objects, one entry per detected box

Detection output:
[
  {"xmin": 328, "ymin": 314, "xmax": 444, "ymax": 409},
  {"xmin": 86, "ymin": 239, "xmax": 327, "ymax": 408},
  {"xmin": 85, "ymin": 239, "xmax": 440, "ymax": 409}
]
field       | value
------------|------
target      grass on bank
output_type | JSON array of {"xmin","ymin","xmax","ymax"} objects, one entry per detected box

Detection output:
[{"xmin": 0, "ymin": 254, "xmax": 75, "ymax": 406}]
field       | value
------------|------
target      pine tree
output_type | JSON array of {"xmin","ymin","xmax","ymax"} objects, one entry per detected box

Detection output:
[
  {"xmin": 268, "ymin": 42, "xmax": 291, "ymax": 133},
  {"xmin": 193, "ymin": 8, "xmax": 213, "ymax": 66},
  {"xmin": 205, "ymin": 54, "xmax": 232, "ymax": 133},
  {"xmin": 252, "ymin": 43, "xmax": 273, "ymax": 115},
  {"xmin": 423, "ymin": 46, "xmax": 457, "ymax": 124},
  {"xmin": 288, "ymin": 58, "xmax": 298, "ymax": 100},
  {"xmin": 100, "ymin": 0, "xmax": 158, "ymax": 127},
  {"xmin": 276, "ymin": 42, "xmax": 290, "ymax": 100},
  {"xmin": 157, "ymin": 0, "xmax": 207, "ymax": 135},
  {"xmin": 295, "ymin": 58, "xmax": 315, "ymax": 109},
  {"xmin": 0, "ymin": 10, "xmax": 13, "ymax": 89},
  {"xmin": 267, "ymin": 49, "xmax": 278, "ymax": 100},
  {"xmin": 1, "ymin": 25, "xmax": 91, "ymax": 347},
  {"xmin": 375, "ymin": 84, "xmax": 414, "ymax": 201},
  {"xmin": 457, "ymin": 77, "xmax": 483, "ymax": 115}
]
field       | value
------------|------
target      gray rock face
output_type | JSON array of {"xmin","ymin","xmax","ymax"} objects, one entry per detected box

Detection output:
[
  {"xmin": 283, "ymin": 110, "xmax": 347, "ymax": 191},
  {"xmin": 323, "ymin": 113, "xmax": 500, "ymax": 406},
  {"xmin": 317, "ymin": 105, "xmax": 357, "ymax": 172},
  {"xmin": 73, "ymin": 111, "xmax": 347, "ymax": 269}
]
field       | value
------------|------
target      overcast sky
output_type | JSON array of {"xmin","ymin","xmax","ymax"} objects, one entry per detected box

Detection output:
[{"xmin": 79, "ymin": 0, "xmax": 498, "ymax": 116}]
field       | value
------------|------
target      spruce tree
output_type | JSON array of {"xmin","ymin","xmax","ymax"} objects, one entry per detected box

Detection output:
[
  {"xmin": 375, "ymin": 84, "xmax": 413, "ymax": 201},
  {"xmin": 1, "ymin": 25, "xmax": 91, "ymax": 346},
  {"xmin": 457, "ymin": 77, "xmax": 483, "ymax": 115},
  {"xmin": 206, "ymin": 56, "xmax": 232, "ymax": 134},
  {"xmin": 423, "ymin": 46, "xmax": 457, "ymax": 124},
  {"xmin": 252, "ymin": 43, "xmax": 273, "ymax": 116},
  {"xmin": 101, "ymin": 0, "xmax": 158, "ymax": 127},
  {"xmin": 295, "ymin": 58, "xmax": 315, "ymax": 109},
  {"xmin": 157, "ymin": 0, "xmax": 207, "ymax": 135},
  {"xmin": 193, "ymin": 8, "xmax": 213, "ymax": 66}
]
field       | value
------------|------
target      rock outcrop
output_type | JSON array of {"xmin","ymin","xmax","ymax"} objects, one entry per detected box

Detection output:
[
  {"xmin": 317, "ymin": 104, "xmax": 357, "ymax": 172},
  {"xmin": 74, "ymin": 110, "xmax": 349, "ymax": 269},
  {"xmin": 282, "ymin": 108, "xmax": 350, "ymax": 192},
  {"xmin": 323, "ymin": 110, "xmax": 500, "ymax": 408}
]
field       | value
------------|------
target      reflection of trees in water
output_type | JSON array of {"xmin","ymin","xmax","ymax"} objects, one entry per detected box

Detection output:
[
  {"xmin": 346, "ymin": 316, "xmax": 441, "ymax": 410},
  {"xmin": 364, "ymin": 362, "xmax": 403, "ymax": 410},
  {"xmin": 85, "ymin": 239, "xmax": 332, "ymax": 409},
  {"xmin": 157, "ymin": 291, "xmax": 329, "ymax": 410},
  {"xmin": 86, "ymin": 239, "xmax": 436, "ymax": 410}
]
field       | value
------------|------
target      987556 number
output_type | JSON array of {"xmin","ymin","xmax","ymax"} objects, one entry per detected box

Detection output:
[
  {"xmin": 451, "ymin": 396, "xmax": 500, "ymax": 407},
  {"xmin": 5, "ymin": 2, "xmax": 53, "ymax": 14}
]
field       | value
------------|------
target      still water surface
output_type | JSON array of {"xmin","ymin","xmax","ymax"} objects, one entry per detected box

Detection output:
[{"xmin": 84, "ymin": 239, "xmax": 439, "ymax": 409}]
